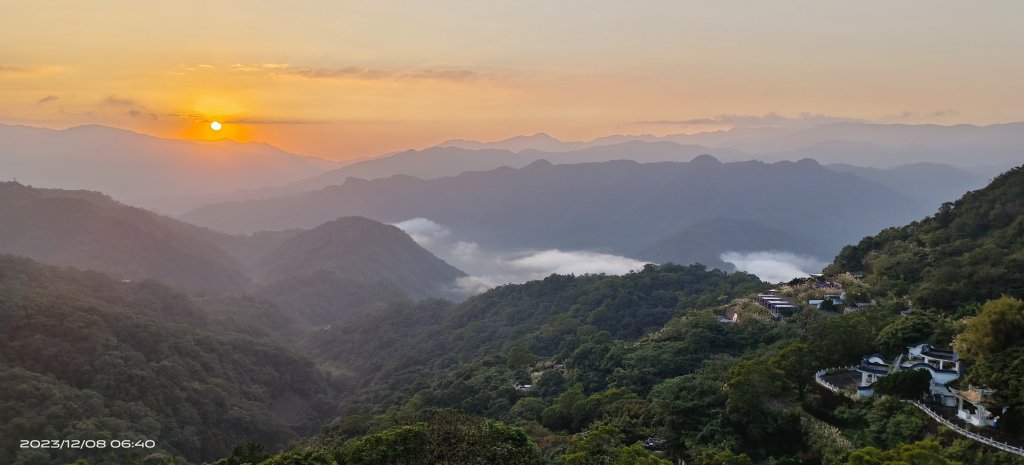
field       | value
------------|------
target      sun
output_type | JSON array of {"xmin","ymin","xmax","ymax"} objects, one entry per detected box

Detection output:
[{"xmin": 210, "ymin": 121, "xmax": 222, "ymax": 131}]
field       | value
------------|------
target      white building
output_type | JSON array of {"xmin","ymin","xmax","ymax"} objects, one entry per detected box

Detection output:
[
  {"xmin": 856, "ymin": 343, "xmax": 961, "ymax": 406},
  {"xmin": 953, "ymin": 386, "xmax": 1008, "ymax": 428}
]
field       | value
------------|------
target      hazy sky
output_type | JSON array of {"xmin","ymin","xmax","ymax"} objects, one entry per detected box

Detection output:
[{"xmin": 2, "ymin": 1, "xmax": 1023, "ymax": 159}]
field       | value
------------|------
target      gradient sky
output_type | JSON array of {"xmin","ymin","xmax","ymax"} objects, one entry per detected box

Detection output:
[{"xmin": 2, "ymin": 1, "xmax": 1023, "ymax": 160}]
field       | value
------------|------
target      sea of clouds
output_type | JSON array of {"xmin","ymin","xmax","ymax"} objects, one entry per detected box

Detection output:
[
  {"xmin": 719, "ymin": 251, "xmax": 826, "ymax": 283},
  {"xmin": 394, "ymin": 218, "xmax": 647, "ymax": 295},
  {"xmin": 395, "ymin": 217, "xmax": 825, "ymax": 294}
]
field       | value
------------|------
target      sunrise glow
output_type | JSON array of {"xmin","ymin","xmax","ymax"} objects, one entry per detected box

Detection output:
[{"xmin": 2, "ymin": 1, "xmax": 1023, "ymax": 160}]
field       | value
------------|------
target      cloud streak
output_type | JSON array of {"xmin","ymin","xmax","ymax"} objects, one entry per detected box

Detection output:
[
  {"xmin": 35, "ymin": 95, "xmax": 59, "ymax": 105},
  {"xmin": 720, "ymin": 251, "xmax": 826, "ymax": 283},
  {"xmin": 636, "ymin": 112, "xmax": 864, "ymax": 128},
  {"xmin": 171, "ymin": 111, "xmax": 319, "ymax": 125},
  {"xmin": 393, "ymin": 218, "xmax": 647, "ymax": 295},
  {"xmin": 226, "ymin": 63, "xmax": 485, "ymax": 82},
  {"xmin": 100, "ymin": 95, "xmax": 158, "ymax": 120},
  {"xmin": 889, "ymin": 109, "xmax": 960, "ymax": 119}
]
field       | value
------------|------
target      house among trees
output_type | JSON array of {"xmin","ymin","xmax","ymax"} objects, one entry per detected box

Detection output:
[
  {"xmin": 846, "ymin": 300, "xmax": 878, "ymax": 312},
  {"xmin": 856, "ymin": 343, "xmax": 961, "ymax": 406},
  {"xmin": 809, "ymin": 292, "xmax": 845, "ymax": 310},
  {"xmin": 755, "ymin": 293, "xmax": 800, "ymax": 318},
  {"xmin": 952, "ymin": 386, "xmax": 1009, "ymax": 428}
]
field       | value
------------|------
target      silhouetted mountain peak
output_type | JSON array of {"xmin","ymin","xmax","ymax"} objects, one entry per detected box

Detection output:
[
  {"xmin": 250, "ymin": 216, "xmax": 465, "ymax": 298},
  {"xmin": 524, "ymin": 159, "xmax": 554, "ymax": 169},
  {"xmin": 689, "ymin": 154, "xmax": 722, "ymax": 167}
]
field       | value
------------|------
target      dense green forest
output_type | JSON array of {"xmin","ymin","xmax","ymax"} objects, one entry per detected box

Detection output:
[
  {"xmin": 9, "ymin": 165, "xmax": 1024, "ymax": 465},
  {"xmin": 0, "ymin": 256, "xmax": 337, "ymax": 465}
]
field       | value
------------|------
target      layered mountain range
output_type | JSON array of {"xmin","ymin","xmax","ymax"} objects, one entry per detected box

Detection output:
[
  {"xmin": 181, "ymin": 156, "xmax": 944, "ymax": 269},
  {"xmin": 0, "ymin": 182, "xmax": 463, "ymax": 299}
]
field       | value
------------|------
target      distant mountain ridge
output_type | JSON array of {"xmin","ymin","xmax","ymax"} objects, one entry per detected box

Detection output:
[
  {"xmin": 436, "ymin": 122, "xmax": 1024, "ymax": 166},
  {"xmin": 4, "ymin": 122, "xmax": 1018, "ymax": 216},
  {"xmin": 217, "ymin": 122, "xmax": 1017, "ymax": 203},
  {"xmin": 0, "ymin": 123, "xmax": 339, "ymax": 213},
  {"xmin": 274, "ymin": 141, "xmax": 747, "ymax": 195},
  {"xmin": 825, "ymin": 162, "xmax": 992, "ymax": 203}
]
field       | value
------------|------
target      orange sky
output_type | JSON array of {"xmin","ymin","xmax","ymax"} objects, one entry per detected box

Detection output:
[{"xmin": 2, "ymin": 1, "xmax": 1023, "ymax": 160}]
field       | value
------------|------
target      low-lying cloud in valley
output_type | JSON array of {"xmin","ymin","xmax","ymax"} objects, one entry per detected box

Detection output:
[
  {"xmin": 720, "ymin": 251, "xmax": 826, "ymax": 283},
  {"xmin": 394, "ymin": 218, "xmax": 647, "ymax": 295}
]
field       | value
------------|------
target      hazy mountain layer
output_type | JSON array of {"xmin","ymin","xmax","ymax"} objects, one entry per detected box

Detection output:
[
  {"xmin": 182, "ymin": 156, "xmax": 929, "ymax": 264},
  {"xmin": 0, "ymin": 183, "xmax": 464, "ymax": 299},
  {"xmin": 0, "ymin": 182, "xmax": 249, "ymax": 293},
  {"xmin": 282, "ymin": 141, "xmax": 747, "ymax": 194},
  {"xmin": 437, "ymin": 122, "xmax": 1024, "ymax": 168},
  {"xmin": 0, "ymin": 124, "xmax": 337, "ymax": 213},
  {"xmin": 825, "ymin": 162, "xmax": 991, "ymax": 203}
]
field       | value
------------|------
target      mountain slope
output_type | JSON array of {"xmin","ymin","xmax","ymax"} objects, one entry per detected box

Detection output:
[
  {"xmin": 638, "ymin": 217, "xmax": 832, "ymax": 270},
  {"xmin": 828, "ymin": 164, "xmax": 1024, "ymax": 311},
  {"xmin": 0, "ymin": 182, "xmax": 249, "ymax": 293},
  {"xmin": 250, "ymin": 216, "xmax": 466, "ymax": 298},
  {"xmin": 183, "ymin": 157, "xmax": 927, "ymax": 263},
  {"xmin": 0, "ymin": 124, "xmax": 337, "ymax": 212}
]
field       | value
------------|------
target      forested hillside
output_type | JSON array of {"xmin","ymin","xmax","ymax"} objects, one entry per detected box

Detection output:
[
  {"xmin": 829, "ymin": 165, "xmax": 1024, "ymax": 312},
  {"xmin": 0, "ymin": 182, "xmax": 249, "ymax": 294},
  {"xmin": 250, "ymin": 217, "xmax": 466, "ymax": 299},
  {"xmin": 238, "ymin": 167, "xmax": 1024, "ymax": 465},
  {"xmin": 0, "ymin": 256, "xmax": 336, "ymax": 465},
  {"xmin": 10, "ymin": 167, "xmax": 1024, "ymax": 465}
]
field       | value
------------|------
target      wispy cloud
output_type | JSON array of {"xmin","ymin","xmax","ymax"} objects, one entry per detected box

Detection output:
[
  {"xmin": 172, "ymin": 112, "xmax": 318, "ymax": 125},
  {"xmin": 0, "ymin": 65, "xmax": 63, "ymax": 77},
  {"xmin": 99, "ymin": 95, "xmax": 158, "ymax": 120},
  {"xmin": 128, "ymin": 109, "xmax": 158, "ymax": 120},
  {"xmin": 636, "ymin": 112, "xmax": 864, "ymax": 128},
  {"xmin": 394, "ymin": 218, "xmax": 648, "ymax": 295},
  {"xmin": 224, "ymin": 63, "xmax": 485, "ymax": 82},
  {"xmin": 35, "ymin": 95, "xmax": 59, "ymax": 105},
  {"xmin": 224, "ymin": 118, "xmax": 318, "ymax": 125},
  {"xmin": 103, "ymin": 95, "xmax": 137, "ymax": 106}
]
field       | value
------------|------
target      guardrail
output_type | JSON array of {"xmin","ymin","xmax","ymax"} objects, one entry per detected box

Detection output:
[
  {"xmin": 904, "ymin": 400, "xmax": 1024, "ymax": 457},
  {"xmin": 814, "ymin": 366, "xmax": 856, "ymax": 395},
  {"xmin": 813, "ymin": 368, "xmax": 1024, "ymax": 456}
]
